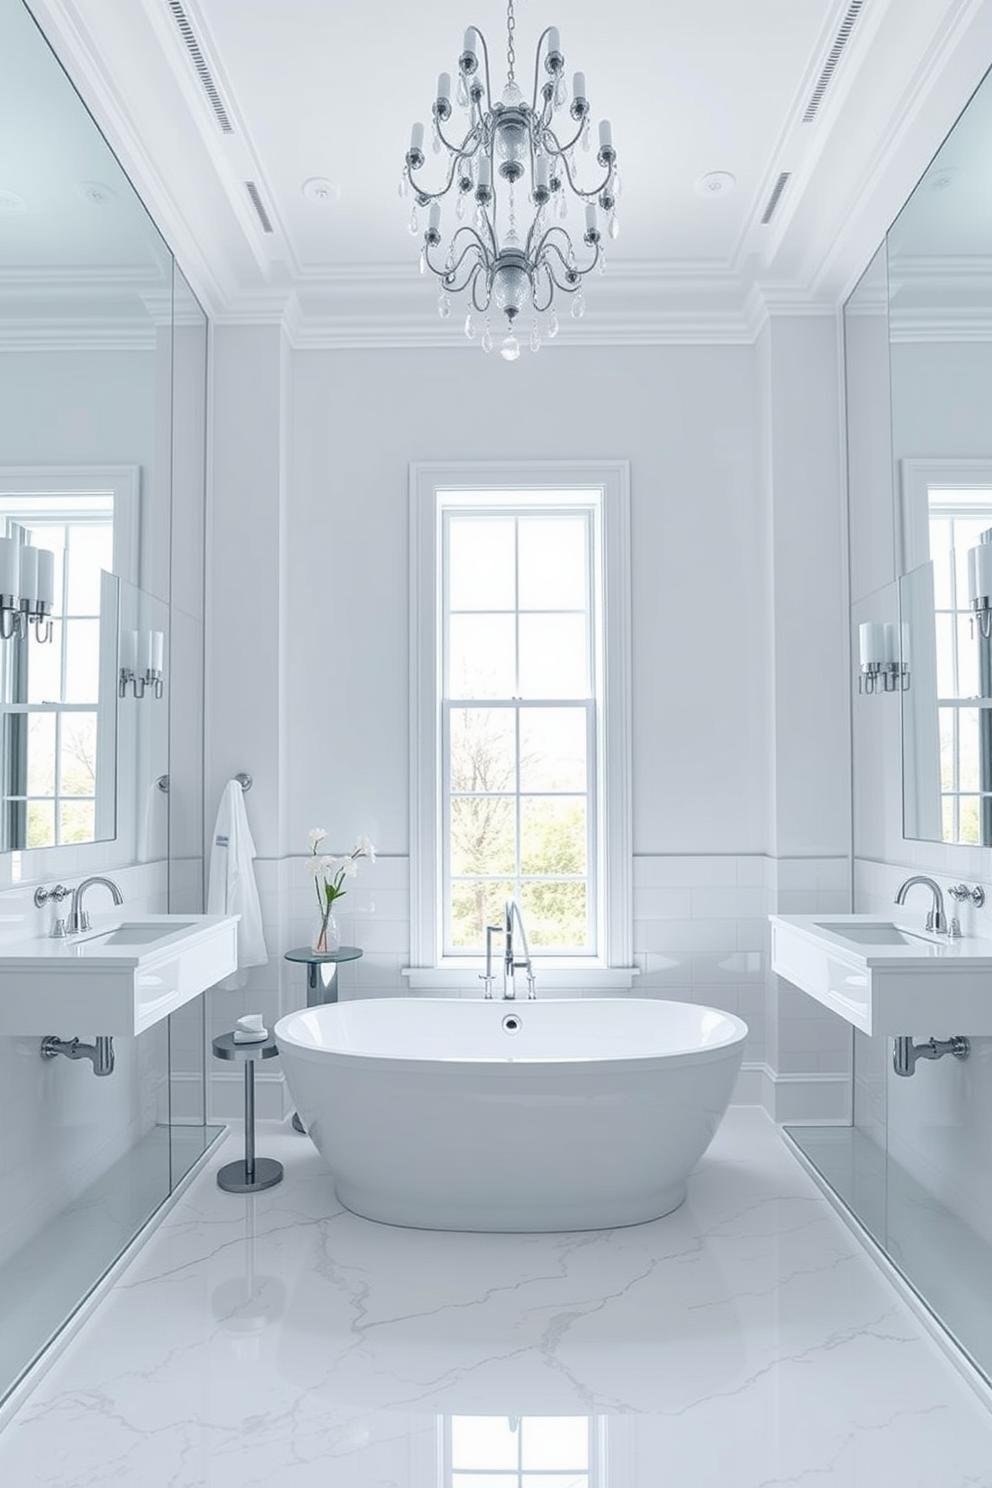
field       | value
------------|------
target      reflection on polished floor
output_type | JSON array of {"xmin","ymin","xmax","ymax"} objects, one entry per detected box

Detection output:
[{"xmin": 1, "ymin": 1108, "xmax": 992, "ymax": 1487}]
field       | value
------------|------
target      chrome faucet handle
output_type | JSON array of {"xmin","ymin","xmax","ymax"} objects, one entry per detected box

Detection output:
[
  {"xmin": 949, "ymin": 883, "xmax": 986, "ymax": 908},
  {"xmin": 948, "ymin": 917, "xmax": 963, "ymax": 939},
  {"xmin": 479, "ymin": 973, "xmax": 495, "ymax": 999},
  {"xmin": 50, "ymin": 917, "xmax": 68, "ymax": 939}
]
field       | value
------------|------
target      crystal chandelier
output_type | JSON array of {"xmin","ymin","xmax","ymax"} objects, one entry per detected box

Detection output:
[{"xmin": 402, "ymin": 0, "xmax": 619, "ymax": 359}]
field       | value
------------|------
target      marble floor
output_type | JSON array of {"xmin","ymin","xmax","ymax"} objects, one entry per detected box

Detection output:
[{"xmin": 2, "ymin": 1108, "xmax": 992, "ymax": 1487}]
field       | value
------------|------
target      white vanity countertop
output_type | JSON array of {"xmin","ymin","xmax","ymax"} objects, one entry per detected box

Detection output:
[
  {"xmin": 0, "ymin": 913, "xmax": 239, "ymax": 970},
  {"xmin": 769, "ymin": 914, "xmax": 992, "ymax": 967}
]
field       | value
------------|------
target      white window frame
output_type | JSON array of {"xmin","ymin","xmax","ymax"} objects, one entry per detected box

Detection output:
[
  {"xmin": 0, "ymin": 465, "xmax": 139, "ymax": 858},
  {"xmin": 408, "ymin": 460, "xmax": 633, "ymax": 992}
]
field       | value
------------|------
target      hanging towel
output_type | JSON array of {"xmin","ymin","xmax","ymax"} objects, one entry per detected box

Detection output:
[{"xmin": 207, "ymin": 779, "xmax": 268, "ymax": 991}]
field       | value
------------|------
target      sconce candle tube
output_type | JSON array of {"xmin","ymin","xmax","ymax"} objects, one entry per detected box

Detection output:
[
  {"xmin": 859, "ymin": 621, "xmax": 886, "ymax": 666},
  {"xmin": 35, "ymin": 548, "xmax": 55, "ymax": 608},
  {"xmin": 18, "ymin": 546, "xmax": 38, "ymax": 609},
  {"xmin": 0, "ymin": 538, "xmax": 20, "ymax": 600}
]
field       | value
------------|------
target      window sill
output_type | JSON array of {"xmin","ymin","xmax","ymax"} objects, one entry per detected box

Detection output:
[{"xmin": 402, "ymin": 963, "xmax": 640, "ymax": 993}]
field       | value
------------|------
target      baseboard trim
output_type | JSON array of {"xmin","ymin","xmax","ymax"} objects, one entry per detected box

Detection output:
[
  {"xmin": 170, "ymin": 1069, "xmax": 290, "ymax": 1123},
  {"xmin": 758, "ymin": 1065, "xmax": 852, "ymax": 1124}
]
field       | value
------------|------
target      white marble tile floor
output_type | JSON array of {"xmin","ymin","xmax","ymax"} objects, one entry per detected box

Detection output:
[{"xmin": 1, "ymin": 1108, "xmax": 991, "ymax": 1487}]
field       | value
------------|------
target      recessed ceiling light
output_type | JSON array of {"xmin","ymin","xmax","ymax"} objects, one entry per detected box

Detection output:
[
  {"xmin": 926, "ymin": 167, "xmax": 958, "ymax": 193},
  {"xmin": 302, "ymin": 177, "xmax": 342, "ymax": 205},
  {"xmin": 695, "ymin": 171, "xmax": 736, "ymax": 199},
  {"xmin": 0, "ymin": 189, "xmax": 26, "ymax": 214},
  {"xmin": 75, "ymin": 180, "xmax": 117, "ymax": 206}
]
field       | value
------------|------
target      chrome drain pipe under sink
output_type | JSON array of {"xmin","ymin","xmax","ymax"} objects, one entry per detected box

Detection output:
[
  {"xmin": 892, "ymin": 1034, "xmax": 970, "ymax": 1078},
  {"xmin": 41, "ymin": 1034, "xmax": 115, "ymax": 1077}
]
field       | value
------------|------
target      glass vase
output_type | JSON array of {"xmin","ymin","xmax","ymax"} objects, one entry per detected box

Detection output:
[{"xmin": 313, "ymin": 910, "xmax": 342, "ymax": 955}]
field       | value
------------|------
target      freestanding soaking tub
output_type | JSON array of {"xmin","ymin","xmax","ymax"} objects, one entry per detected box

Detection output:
[{"xmin": 274, "ymin": 997, "xmax": 747, "ymax": 1232}]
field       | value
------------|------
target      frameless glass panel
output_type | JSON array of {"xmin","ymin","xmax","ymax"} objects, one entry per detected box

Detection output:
[
  {"xmin": 520, "ymin": 708, "xmax": 586, "ymax": 791},
  {"xmin": 520, "ymin": 1416, "xmax": 589, "ymax": 1469},
  {"xmin": 518, "ymin": 614, "xmax": 588, "ymax": 697},
  {"xmin": 958, "ymin": 707, "xmax": 980, "ymax": 790},
  {"xmin": 448, "ymin": 518, "xmax": 516, "ymax": 610},
  {"xmin": 450, "ymin": 707, "xmax": 516, "ymax": 792},
  {"xmin": 521, "ymin": 879, "xmax": 587, "ymax": 948},
  {"xmin": 521, "ymin": 1477, "xmax": 587, "ymax": 1488},
  {"xmin": 449, "ymin": 878, "xmax": 515, "ymax": 949},
  {"xmin": 448, "ymin": 614, "xmax": 515, "ymax": 697},
  {"xmin": 450, "ymin": 797, "xmax": 516, "ymax": 876},
  {"xmin": 518, "ymin": 517, "xmax": 588, "ymax": 609},
  {"xmin": 521, "ymin": 796, "xmax": 586, "ymax": 875}
]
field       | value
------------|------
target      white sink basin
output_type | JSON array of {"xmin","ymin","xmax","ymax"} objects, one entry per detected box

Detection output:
[
  {"xmin": 770, "ymin": 914, "xmax": 992, "ymax": 1035},
  {"xmin": 0, "ymin": 914, "xmax": 239, "ymax": 1036}
]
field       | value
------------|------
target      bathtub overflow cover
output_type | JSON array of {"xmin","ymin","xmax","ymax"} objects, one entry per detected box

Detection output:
[{"xmin": 502, "ymin": 1014, "xmax": 522, "ymax": 1034}]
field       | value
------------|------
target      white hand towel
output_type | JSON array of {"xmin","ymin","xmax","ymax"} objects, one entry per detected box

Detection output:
[{"xmin": 207, "ymin": 779, "xmax": 268, "ymax": 991}]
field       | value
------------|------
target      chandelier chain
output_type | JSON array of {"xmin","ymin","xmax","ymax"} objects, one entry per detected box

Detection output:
[{"xmin": 506, "ymin": 0, "xmax": 516, "ymax": 83}]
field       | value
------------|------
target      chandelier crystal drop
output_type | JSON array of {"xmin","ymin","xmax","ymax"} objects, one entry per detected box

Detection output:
[{"xmin": 403, "ymin": 0, "xmax": 618, "ymax": 355}]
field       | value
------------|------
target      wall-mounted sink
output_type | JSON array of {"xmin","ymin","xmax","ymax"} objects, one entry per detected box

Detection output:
[
  {"xmin": 770, "ymin": 914, "xmax": 992, "ymax": 1035},
  {"xmin": 0, "ymin": 914, "xmax": 239, "ymax": 1036}
]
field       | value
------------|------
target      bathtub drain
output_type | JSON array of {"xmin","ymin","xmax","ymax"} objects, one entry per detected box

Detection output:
[{"xmin": 501, "ymin": 1014, "xmax": 522, "ymax": 1034}]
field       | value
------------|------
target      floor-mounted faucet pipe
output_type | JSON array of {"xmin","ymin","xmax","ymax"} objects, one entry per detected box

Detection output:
[
  {"xmin": 41, "ymin": 1034, "xmax": 115, "ymax": 1077},
  {"xmin": 892, "ymin": 1034, "xmax": 970, "ymax": 1078}
]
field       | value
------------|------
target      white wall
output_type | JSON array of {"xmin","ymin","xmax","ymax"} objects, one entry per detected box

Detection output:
[{"xmin": 206, "ymin": 328, "xmax": 852, "ymax": 1117}]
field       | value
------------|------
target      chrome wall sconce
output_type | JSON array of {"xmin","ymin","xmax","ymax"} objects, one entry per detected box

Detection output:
[
  {"xmin": 967, "ymin": 542, "xmax": 992, "ymax": 638},
  {"xmin": 119, "ymin": 628, "xmax": 165, "ymax": 700},
  {"xmin": 859, "ymin": 621, "xmax": 909, "ymax": 694},
  {"xmin": 0, "ymin": 536, "xmax": 55, "ymax": 643}
]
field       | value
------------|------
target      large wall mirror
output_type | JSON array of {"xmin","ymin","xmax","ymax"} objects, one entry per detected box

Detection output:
[
  {"xmin": 845, "ymin": 60, "xmax": 992, "ymax": 848},
  {"xmin": 0, "ymin": 0, "xmax": 206, "ymax": 878}
]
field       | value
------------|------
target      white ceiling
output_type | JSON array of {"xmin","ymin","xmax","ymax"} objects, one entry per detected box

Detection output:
[{"xmin": 16, "ymin": 0, "xmax": 992, "ymax": 343}]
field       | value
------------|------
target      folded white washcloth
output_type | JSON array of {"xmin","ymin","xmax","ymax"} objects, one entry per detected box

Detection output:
[{"xmin": 233, "ymin": 1013, "xmax": 268, "ymax": 1043}]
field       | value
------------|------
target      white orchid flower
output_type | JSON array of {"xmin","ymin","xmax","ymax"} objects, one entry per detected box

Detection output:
[
  {"xmin": 339, "ymin": 856, "xmax": 359, "ymax": 879},
  {"xmin": 308, "ymin": 827, "xmax": 327, "ymax": 847},
  {"xmin": 304, "ymin": 856, "xmax": 325, "ymax": 877},
  {"xmin": 321, "ymin": 855, "xmax": 342, "ymax": 877},
  {"xmin": 355, "ymin": 834, "xmax": 376, "ymax": 863}
]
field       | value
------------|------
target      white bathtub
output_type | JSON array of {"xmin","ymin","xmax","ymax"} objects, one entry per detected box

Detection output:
[{"xmin": 274, "ymin": 997, "xmax": 748, "ymax": 1232}]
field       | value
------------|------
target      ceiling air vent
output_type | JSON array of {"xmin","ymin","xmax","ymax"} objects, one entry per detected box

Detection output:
[
  {"xmin": 244, "ymin": 181, "xmax": 274, "ymax": 234},
  {"xmin": 803, "ymin": 0, "xmax": 867, "ymax": 123},
  {"xmin": 760, "ymin": 171, "xmax": 791, "ymax": 225},
  {"xmin": 166, "ymin": 1, "xmax": 234, "ymax": 134}
]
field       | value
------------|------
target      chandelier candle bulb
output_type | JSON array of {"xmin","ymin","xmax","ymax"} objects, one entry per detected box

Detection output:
[
  {"xmin": 437, "ymin": 72, "xmax": 451, "ymax": 104},
  {"xmin": 18, "ymin": 546, "xmax": 38, "ymax": 607},
  {"xmin": 410, "ymin": 122, "xmax": 424, "ymax": 153},
  {"xmin": 547, "ymin": 26, "xmax": 560, "ymax": 55},
  {"xmin": 584, "ymin": 202, "xmax": 598, "ymax": 237},
  {"xmin": 599, "ymin": 118, "xmax": 613, "ymax": 151},
  {"xmin": 428, "ymin": 201, "xmax": 441, "ymax": 234},
  {"xmin": 572, "ymin": 71, "xmax": 586, "ymax": 106}
]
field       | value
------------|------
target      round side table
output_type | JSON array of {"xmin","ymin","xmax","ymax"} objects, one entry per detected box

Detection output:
[
  {"xmin": 283, "ymin": 945, "xmax": 363, "ymax": 1134},
  {"xmin": 283, "ymin": 944, "xmax": 363, "ymax": 1004},
  {"xmin": 212, "ymin": 1033, "xmax": 283, "ymax": 1193}
]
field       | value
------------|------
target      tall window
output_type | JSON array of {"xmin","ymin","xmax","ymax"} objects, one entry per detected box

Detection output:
[
  {"xmin": 445, "ymin": 496, "xmax": 594, "ymax": 953},
  {"xmin": 410, "ymin": 463, "xmax": 631, "ymax": 987},
  {"xmin": 927, "ymin": 487, "xmax": 992, "ymax": 843}
]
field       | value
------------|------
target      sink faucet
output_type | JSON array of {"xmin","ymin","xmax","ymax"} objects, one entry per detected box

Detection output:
[
  {"xmin": 68, "ymin": 875, "xmax": 124, "ymax": 935},
  {"xmin": 503, "ymin": 898, "xmax": 537, "ymax": 1000},
  {"xmin": 894, "ymin": 875, "xmax": 947, "ymax": 935}
]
